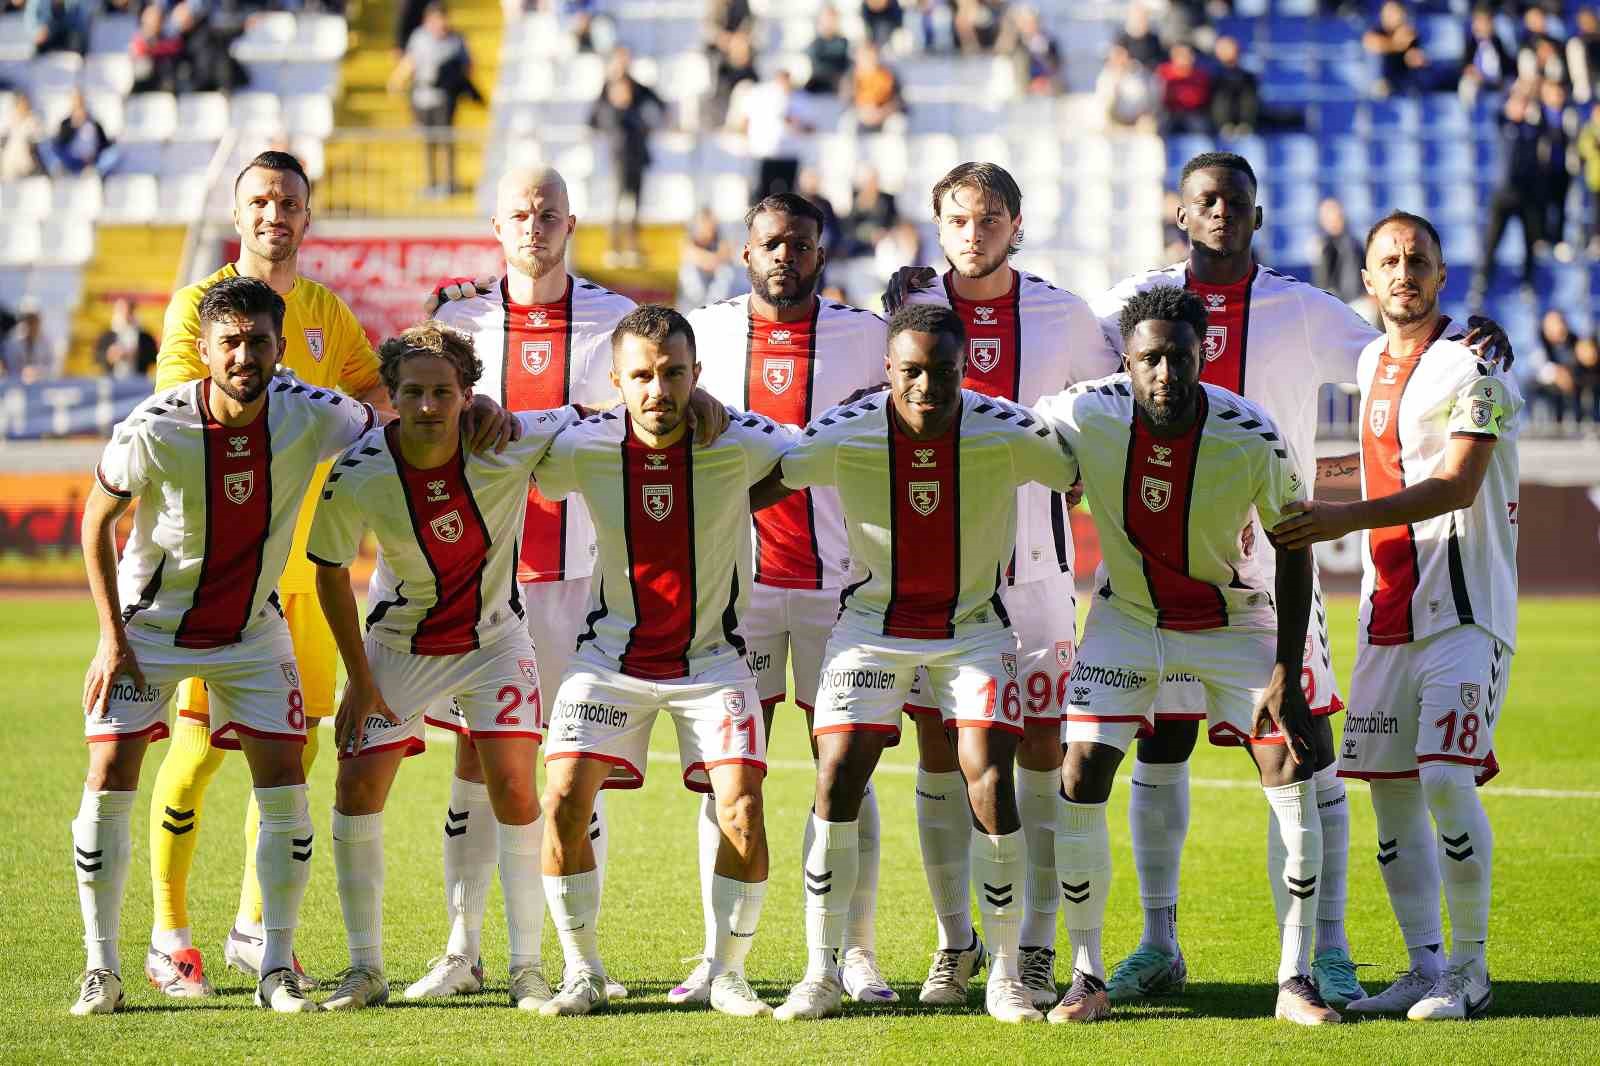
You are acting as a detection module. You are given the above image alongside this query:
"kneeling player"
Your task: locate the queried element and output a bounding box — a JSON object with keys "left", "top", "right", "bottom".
{"left": 72, "top": 277, "right": 376, "bottom": 1014}
{"left": 1272, "top": 212, "right": 1520, "bottom": 1021}
{"left": 306, "top": 323, "right": 580, "bottom": 1011}
{"left": 536, "top": 307, "right": 791, "bottom": 1018}
{"left": 1034, "top": 286, "right": 1336, "bottom": 1025}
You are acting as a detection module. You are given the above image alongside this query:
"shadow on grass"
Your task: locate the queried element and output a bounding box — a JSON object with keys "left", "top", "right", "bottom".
{"left": 1121, "top": 981, "right": 1600, "bottom": 1022}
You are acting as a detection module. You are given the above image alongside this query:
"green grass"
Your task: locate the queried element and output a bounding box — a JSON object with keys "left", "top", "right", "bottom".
{"left": 2, "top": 596, "right": 1598, "bottom": 1064}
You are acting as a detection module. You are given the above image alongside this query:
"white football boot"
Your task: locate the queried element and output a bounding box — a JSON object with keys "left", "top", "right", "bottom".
{"left": 1344, "top": 966, "right": 1440, "bottom": 1017}
{"left": 918, "top": 935, "right": 986, "bottom": 1006}
{"left": 403, "top": 954, "right": 484, "bottom": 1000}
{"left": 321, "top": 966, "right": 389, "bottom": 1011}
{"left": 256, "top": 967, "right": 320, "bottom": 1012}
{"left": 70, "top": 969, "right": 124, "bottom": 1016}
{"left": 710, "top": 971, "right": 773, "bottom": 1018}
{"left": 668, "top": 958, "right": 713, "bottom": 1005}
{"left": 509, "top": 965, "right": 553, "bottom": 1011}
{"left": 985, "top": 975, "right": 1045, "bottom": 1023}
{"left": 1407, "top": 963, "right": 1492, "bottom": 1021}
{"left": 841, "top": 947, "right": 898, "bottom": 1004}
{"left": 773, "top": 971, "right": 844, "bottom": 1021}
{"left": 540, "top": 967, "right": 608, "bottom": 1017}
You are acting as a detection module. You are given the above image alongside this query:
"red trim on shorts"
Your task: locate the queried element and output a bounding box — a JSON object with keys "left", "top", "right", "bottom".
{"left": 760, "top": 694, "right": 785, "bottom": 710}
{"left": 467, "top": 729, "right": 543, "bottom": 742}
{"left": 544, "top": 750, "right": 645, "bottom": 790}
{"left": 1022, "top": 713, "right": 1065, "bottom": 726}
{"left": 1337, "top": 768, "right": 1420, "bottom": 780}
{"left": 952, "top": 718, "right": 1025, "bottom": 737}
{"left": 178, "top": 708, "right": 210, "bottom": 723}
{"left": 85, "top": 721, "right": 171, "bottom": 744}
{"left": 1313, "top": 692, "right": 1345, "bottom": 718}
{"left": 813, "top": 722, "right": 901, "bottom": 738}
{"left": 339, "top": 736, "right": 426, "bottom": 761}
{"left": 795, "top": 698, "right": 814, "bottom": 714}
{"left": 423, "top": 712, "right": 465, "bottom": 733}
{"left": 1207, "top": 721, "right": 1286, "bottom": 747}
{"left": 1417, "top": 752, "right": 1485, "bottom": 767}
{"left": 209, "top": 722, "right": 307, "bottom": 751}
{"left": 1152, "top": 710, "right": 1207, "bottom": 721}
{"left": 681, "top": 757, "right": 768, "bottom": 794}
{"left": 902, "top": 703, "right": 939, "bottom": 717}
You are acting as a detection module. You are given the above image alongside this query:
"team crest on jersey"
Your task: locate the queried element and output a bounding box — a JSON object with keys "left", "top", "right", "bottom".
{"left": 1055, "top": 641, "right": 1072, "bottom": 667}
{"left": 521, "top": 340, "right": 552, "bottom": 375}
{"left": 1001, "top": 652, "right": 1018, "bottom": 680}
{"left": 305, "top": 328, "right": 324, "bottom": 362}
{"left": 223, "top": 471, "right": 254, "bottom": 504}
{"left": 280, "top": 663, "right": 300, "bottom": 686}
{"left": 1202, "top": 325, "right": 1227, "bottom": 363}
{"left": 769, "top": 329, "right": 793, "bottom": 344}
{"left": 431, "top": 510, "right": 464, "bottom": 543}
{"left": 426, "top": 479, "right": 449, "bottom": 503}
{"left": 724, "top": 690, "right": 747, "bottom": 716}
{"left": 1369, "top": 399, "right": 1391, "bottom": 437}
{"left": 913, "top": 448, "right": 936, "bottom": 469}
{"left": 527, "top": 309, "right": 548, "bottom": 327}
{"left": 1470, "top": 398, "right": 1493, "bottom": 429}
{"left": 227, "top": 435, "right": 251, "bottom": 458}
{"left": 763, "top": 358, "right": 794, "bottom": 395}
{"left": 518, "top": 658, "right": 539, "bottom": 685}
{"left": 643, "top": 484, "right": 673, "bottom": 521}
{"left": 1149, "top": 444, "right": 1173, "bottom": 467}
{"left": 1140, "top": 476, "right": 1172, "bottom": 512}
{"left": 970, "top": 337, "right": 1001, "bottom": 373}
{"left": 1460, "top": 683, "right": 1481, "bottom": 711}
{"left": 974, "top": 305, "right": 996, "bottom": 324}
{"left": 908, "top": 480, "right": 940, "bottom": 516}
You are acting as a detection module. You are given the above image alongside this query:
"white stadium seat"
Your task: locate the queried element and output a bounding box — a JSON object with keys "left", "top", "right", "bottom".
{"left": 291, "top": 135, "right": 325, "bottom": 181}
{"left": 0, "top": 13, "right": 33, "bottom": 62}
{"left": 284, "top": 93, "right": 334, "bottom": 139}
{"left": 28, "top": 264, "right": 83, "bottom": 309}
{"left": 28, "top": 50, "right": 81, "bottom": 93}
{"left": 231, "top": 11, "right": 297, "bottom": 62}
{"left": 85, "top": 91, "right": 124, "bottom": 138}
{"left": 154, "top": 171, "right": 209, "bottom": 223}
{"left": 230, "top": 91, "right": 283, "bottom": 132}
{"left": 1, "top": 176, "right": 53, "bottom": 219}
{"left": 295, "top": 14, "right": 349, "bottom": 61}
{"left": 51, "top": 174, "right": 103, "bottom": 219}
{"left": 0, "top": 219, "right": 43, "bottom": 265}
{"left": 38, "top": 217, "right": 95, "bottom": 265}
{"left": 83, "top": 53, "right": 134, "bottom": 95}
{"left": 88, "top": 13, "right": 137, "bottom": 55}
{"left": 122, "top": 92, "right": 179, "bottom": 141}
{"left": 176, "top": 92, "right": 230, "bottom": 141}
{"left": 101, "top": 173, "right": 159, "bottom": 223}
{"left": 0, "top": 266, "right": 28, "bottom": 305}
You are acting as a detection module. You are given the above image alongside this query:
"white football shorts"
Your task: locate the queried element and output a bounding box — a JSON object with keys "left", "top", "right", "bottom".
{"left": 742, "top": 582, "right": 840, "bottom": 714}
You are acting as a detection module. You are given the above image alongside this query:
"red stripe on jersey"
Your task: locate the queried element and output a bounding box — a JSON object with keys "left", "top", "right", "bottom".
{"left": 1123, "top": 389, "right": 1227, "bottom": 631}
{"left": 619, "top": 425, "right": 695, "bottom": 680}
{"left": 175, "top": 382, "right": 272, "bottom": 649}
{"left": 945, "top": 270, "right": 1022, "bottom": 400}
{"left": 885, "top": 413, "right": 960, "bottom": 639}
{"left": 744, "top": 300, "right": 823, "bottom": 589}
{"left": 1361, "top": 318, "right": 1449, "bottom": 645}
{"left": 501, "top": 276, "right": 574, "bottom": 584}
{"left": 1186, "top": 265, "right": 1255, "bottom": 394}
{"left": 389, "top": 423, "right": 494, "bottom": 655}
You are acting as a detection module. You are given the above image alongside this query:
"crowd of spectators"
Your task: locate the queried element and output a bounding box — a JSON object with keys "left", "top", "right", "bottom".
{"left": 1094, "top": 3, "right": 1262, "bottom": 136}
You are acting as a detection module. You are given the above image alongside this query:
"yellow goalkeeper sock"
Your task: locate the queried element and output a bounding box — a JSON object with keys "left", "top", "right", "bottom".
{"left": 236, "top": 721, "right": 320, "bottom": 929}
{"left": 150, "top": 716, "right": 227, "bottom": 935}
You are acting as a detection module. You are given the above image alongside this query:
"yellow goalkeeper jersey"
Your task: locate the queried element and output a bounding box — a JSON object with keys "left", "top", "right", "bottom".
{"left": 154, "top": 263, "right": 381, "bottom": 594}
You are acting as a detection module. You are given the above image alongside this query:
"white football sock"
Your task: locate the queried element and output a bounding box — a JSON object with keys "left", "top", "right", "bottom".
{"left": 1264, "top": 779, "right": 1321, "bottom": 983}
{"left": 73, "top": 788, "right": 134, "bottom": 974}
{"left": 710, "top": 875, "right": 766, "bottom": 977}
{"left": 544, "top": 868, "right": 603, "bottom": 976}
{"left": 332, "top": 809, "right": 384, "bottom": 970}
{"left": 254, "top": 784, "right": 313, "bottom": 977}
{"left": 845, "top": 782, "right": 881, "bottom": 954}
{"left": 1368, "top": 777, "right": 1444, "bottom": 974}
{"left": 1313, "top": 764, "right": 1351, "bottom": 956}
{"left": 499, "top": 816, "right": 545, "bottom": 971}
{"left": 151, "top": 926, "right": 191, "bottom": 953}
{"left": 1129, "top": 759, "right": 1188, "bottom": 955}
{"left": 443, "top": 776, "right": 494, "bottom": 960}
{"left": 915, "top": 769, "right": 972, "bottom": 950}
{"left": 971, "top": 829, "right": 1024, "bottom": 981}
{"left": 1014, "top": 767, "right": 1059, "bottom": 950}
{"left": 1421, "top": 763, "right": 1492, "bottom": 970}
{"left": 802, "top": 814, "right": 857, "bottom": 977}
{"left": 1056, "top": 797, "right": 1111, "bottom": 980}
{"left": 696, "top": 792, "right": 720, "bottom": 959}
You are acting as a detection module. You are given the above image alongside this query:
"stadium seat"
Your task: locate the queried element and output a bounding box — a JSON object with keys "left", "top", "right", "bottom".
{"left": 291, "top": 135, "right": 325, "bottom": 182}
{"left": 284, "top": 93, "right": 334, "bottom": 139}
{"left": 229, "top": 91, "right": 283, "bottom": 132}
{"left": 162, "top": 139, "right": 221, "bottom": 175}
{"left": 101, "top": 173, "right": 159, "bottom": 223}
{"left": 28, "top": 50, "right": 81, "bottom": 93}
{"left": 83, "top": 53, "right": 133, "bottom": 95}
{"left": 84, "top": 90, "right": 123, "bottom": 137}
{"left": 231, "top": 11, "right": 297, "bottom": 62}
{"left": 1266, "top": 134, "right": 1319, "bottom": 179}
{"left": 0, "top": 266, "right": 27, "bottom": 305}
{"left": 88, "top": 13, "right": 136, "bottom": 55}
{"left": 0, "top": 13, "right": 32, "bottom": 62}
{"left": 37, "top": 217, "right": 94, "bottom": 265}
{"left": 1423, "top": 137, "right": 1474, "bottom": 180}
{"left": 154, "top": 171, "right": 208, "bottom": 223}
{"left": 51, "top": 174, "right": 102, "bottom": 218}
{"left": 26, "top": 264, "right": 82, "bottom": 309}
{"left": 176, "top": 92, "right": 230, "bottom": 141}
{"left": 1421, "top": 93, "right": 1470, "bottom": 137}
{"left": 1373, "top": 139, "right": 1423, "bottom": 179}
{"left": 122, "top": 91, "right": 179, "bottom": 141}
{"left": 295, "top": 14, "right": 349, "bottom": 62}
{"left": 710, "top": 172, "right": 751, "bottom": 223}
{"left": 1, "top": 176, "right": 52, "bottom": 219}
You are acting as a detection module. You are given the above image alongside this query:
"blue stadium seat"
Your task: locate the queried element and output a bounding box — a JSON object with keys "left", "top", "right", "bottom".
{"left": 1425, "top": 181, "right": 1477, "bottom": 222}
{"left": 1373, "top": 139, "right": 1424, "bottom": 179}
{"left": 1322, "top": 136, "right": 1370, "bottom": 180}
{"left": 1367, "top": 97, "right": 1421, "bottom": 133}
{"left": 1309, "top": 98, "right": 1360, "bottom": 135}
{"left": 1267, "top": 134, "right": 1319, "bottom": 179}
{"left": 1374, "top": 180, "right": 1428, "bottom": 215}
{"left": 1423, "top": 138, "right": 1475, "bottom": 180}
{"left": 1421, "top": 93, "right": 1470, "bottom": 136}
{"left": 1265, "top": 179, "right": 1319, "bottom": 226}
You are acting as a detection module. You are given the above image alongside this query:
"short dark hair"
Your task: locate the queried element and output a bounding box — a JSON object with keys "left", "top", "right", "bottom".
{"left": 1118, "top": 285, "right": 1210, "bottom": 344}
{"left": 888, "top": 303, "right": 965, "bottom": 351}
{"left": 611, "top": 304, "right": 697, "bottom": 360}
{"left": 198, "top": 275, "right": 285, "bottom": 334}
{"left": 744, "top": 192, "right": 827, "bottom": 235}
{"left": 234, "top": 150, "right": 312, "bottom": 198}
{"left": 1178, "top": 151, "right": 1258, "bottom": 194}
{"left": 378, "top": 320, "right": 483, "bottom": 394}
{"left": 1363, "top": 209, "right": 1445, "bottom": 263}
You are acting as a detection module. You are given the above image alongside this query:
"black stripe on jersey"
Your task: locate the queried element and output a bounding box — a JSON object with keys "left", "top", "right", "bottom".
{"left": 1177, "top": 392, "right": 1225, "bottom": 626}
{"left": 721, "top": 569, "right": 746, "bottom": 656}
{"left": 498, "top": 279, "right": 512, "bottom": 409}
{"left": 619, "top": 436, "right": 641, "bottom": 666}
{"left": 838, "top": 569, "right": 870, "bottom": 619}
{"left": 1050, "top": 491, "right": 1070, "bottom": 572}
{"left": 120, "top": 554, "right": 165, "bottom": 624}
{"left": 990, "top": 562, "right": 1011, "bottom": 628}
{"left": 1446, "top": 513, "right": 1475, "bottom": 625}
{"left": 576, "top": 576, "right": 608, "bottom": 652}
{"left": 1008, "top": 274, "right": 1023, "bottom": 400}
{"left": 557, "top": 285, "right": 574, "bottom": 581}
{"left": 410, "top": 448, "right": 493, "bottom": 654}
{"left": 1234, "top": 265, "right": 1257, "bottom": 395}
{"left": 509, "top": 536, "right": 526, "bottom": 620}
{"left": 683, "top": 442, "right": 699, "bottom": 675}
{"left": 800, "top": 301, "right": 824, "bottom": 586}
{"left": 365, "top": 580, "right": 408, "bottom": 629}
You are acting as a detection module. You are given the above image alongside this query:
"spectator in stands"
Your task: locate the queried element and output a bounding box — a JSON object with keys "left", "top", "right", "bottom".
{"left": 0, "top": 300, "right": 61, "bottom": 383}
{"left": 1474, "top": 83, "right": 1546, "bottom": 305}
{"left": 130, "top": 2, "right": 183, "bottom": 94}
{"left": 1528, "top": 308, "right": 1581, "bottom": 424}
{"left": 590, "top": 46, "right": 667, "bottom": 269}
{"left": 1568, "top": 7, "right": 1600, "bottom": 104}
{"left": 1575, "top": 101, "right": 1600, "bottom": 254}
{"left": 1517, "top": 8, "right": 1567, "bottom": 88}
{"left": 678, "top": 206, "right": 739, "bottom": 307}
{"left": 1156, "top": 41, "right": 1212, "bottom": 134}
{"left": 805, "top": 6, "right": 853, "bottom": 95}
{"left": 1095, "top": 41, "right": 1158, "bottom": 130}
{"left": 711, "top": 28, "right": 757, "bottom": 129}
{"left": 796, "top": 166, "right": 845, "bottom": 253}
{"left": 861, "top": 0, "right": 903, "bottom": 48}
{"left": 172, "top": 1, "right": 250, "bottom": 94}
{"left": 1458, "top": 5, "right": 1513, "bottom": 107}
{"left": 705, "top": 0, "right": 753, "bottom": 55}
{"left": 1363, "top": 1, "right": 1428, "bottom": 97}
{"left": 998, "top": 5, "right": 1061, "bottom": 96}
{"left": 1209, "top": 34, "right": 1259, "bottom": 136}
{"left": 23, "top": 0, "right": 89, "bottom": 55}
{"left": 847, "top": 41, "right": 906, "bottom": 133}
{"left": 395, "top": 0, "right": 428, "bottom": 56}
{"left": 873, "top": 218, "right": 923, "bottom": 285}
{"left": 843, "top": 164, "right": 897, "bottom": 257}
{"left": 0, "top": 93, "right": 42, "bottom": 181}
{"left": 820, "top": 283, "right": 850, "bottom": 304}
{"left": 1574, "top": 333, "right": 1600, "bottom": 426}
{"left": 38, "top": 90, "right": 117, "bottom": 177}
{"left": 94, "top": 298, "right": 158, "bottom": 380}
{"left": 727, "top": 67, "right": 819, "bottom": 201}
{"left": 391, "top": 2, "right": 480, "bottom": 198}
{"left": 1117, "top": 2, "right": 1164, "bottom": 69}
{"left": 953, "top": 0, "right": 1004, "bottom": 55}
{"left": 1312, "top": 197, "right": 1376, "bottom": 322}
{"left": 1539, "top": 77, "right": 1581, "bottom": 260}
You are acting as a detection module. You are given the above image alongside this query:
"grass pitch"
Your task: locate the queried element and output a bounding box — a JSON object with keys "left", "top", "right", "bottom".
{"left": 1, "top": 595, "right": 1597, "bottom": 1065}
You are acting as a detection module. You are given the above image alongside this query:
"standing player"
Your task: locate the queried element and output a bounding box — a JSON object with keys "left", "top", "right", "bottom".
{"left": 72, "top": 277, "right": 376, "bottom": 1014}
{"left": 1272, "top": 212, "right": 1520, "bottom": 1021}
{"left": 681, "top": 192, "right": 894, "bottom": 1006}
{"left": 305, "top": 323, "right": 581, "bottom": 1012}
{"left": 536, "top": 307, "right": 790, "bottom": 1018}
{"left": 763, "top": 305, "right": 1081, "bottom": 1024}
{"left": 898, "top": 162, "right": 1115, "bottom": 1010}
{"left": 1036, "top": 286, "right": 1333, "bottom": 1026}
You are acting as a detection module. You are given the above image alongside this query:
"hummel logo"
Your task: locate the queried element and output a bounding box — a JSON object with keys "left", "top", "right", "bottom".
{"left": 645, "top": 452, "right": 668, "bottom": 471}
{"left": 770, "top": 329, "right": 792, "bottom": 344}
{"left": 75, "top": 846, "right": 103, "bottom": 874}
{"left": 227, "top": 435, "right": 251, "bottom": 458}
{"left": 1061, "top": 879, "right": 1090, "bottom": 905}
{"left": 444, "top": 808, "right": 469, "bottom": 838}
{"left": 1442, "top": 832, "right": 1475, "bottom": 862}
{"left": 974, "top": 306, "right": 996, "bottom": 324}
{"left": 913, "top": 447, "right": 936, "bottom": 468}
{"left": 1148, "top": 444, "right": 1173, "bottom": 468}
{"left": 1286, "top": 874, "right": 1317, "bottom": 899}
{"left": 161, "top": 805, "right": 196, "bottom": 835}
{"left": 1204, "top": 293, "right": 1225, "bottom": 309}
{"left": 527, "top": 310, "right": 548, "bottom": 327}
{"left": 804, "top": 869, "right": 833, "bottom": 896}
{"left": 983, "top": 881, "right": 1014, "bottom": 908}
{"left": 291, "top": 834, "right": 314, "bottom": 862}
{"left": 427, "top": 479, "right": 449, "bottom": 503}
{"left": 1377, "top": 838, "right": 1398, "bottom": 866}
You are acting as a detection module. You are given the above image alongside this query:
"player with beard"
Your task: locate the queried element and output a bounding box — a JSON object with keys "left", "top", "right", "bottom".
{"left": 142, "top": 152, "right": 517, "bottom": 999}
{"left": 676, "top": 193, "right": 894, "bottom": 1006}
{"left": 1033, "top": 285, "right": 1333, "bottom": 1025}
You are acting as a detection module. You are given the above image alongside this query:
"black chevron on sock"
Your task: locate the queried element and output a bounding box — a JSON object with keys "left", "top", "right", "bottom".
{"left": 444, "top": 808, "right": 468, "bottom": 837}
{"left": 1061, "top": 879, "right": 1090, "bottom": 904}
{"left": 1287, "top": 874, "right": 1317, "bottom": 899}
{"left": 804, "top": 868, "right": 832, "bottom": 895}
{"left": 291, "top": 833, "right": 314, "bottom": 862}
{"left": 982, "top": 881, "right": 1014, "bottom": 907}
{"left": 1377, "top": 837, "right": 1399, "bottom": 865}
{"left": 1441, "top": 832, "right": 1471, "bottom": 847}
{"left": 164, "top": 806, "right": 195, "bottom": 820}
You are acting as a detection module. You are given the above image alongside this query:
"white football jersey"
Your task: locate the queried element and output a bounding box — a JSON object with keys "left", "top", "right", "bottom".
{"left": 307, "top": 408, "right": 581, "bottom": 656}
{"left": 94, "top": 371, "right": 375, "bottom": 648}
{"left": 435, "top": 274, "right": 635, "bottom": 584}
{"left": 1356, "top": 318, "right": 1520, "bottom": 650}
{"left": 1034, "top": 377, "right": 1306, "bottom": 632}
{"left": 534, "top": 408, "right": 794, "bottom": 680}
{"left": 690, "top": 294, "right": 888, "bottom": 590}
{"left": 779, "top": 390, "right": 1076, "bottom": 639}
{"left": 906, "top": 267, "right": 1119, "bottom": 585}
